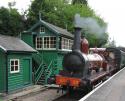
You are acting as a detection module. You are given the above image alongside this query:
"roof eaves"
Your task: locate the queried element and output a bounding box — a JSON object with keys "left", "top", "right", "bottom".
{"left": 7, "top": 50, "right": 37, "bottom": 53}
{"left": 0, "top": 45, "right": 7, "bottom": 52}
{"left": 27, "top": 20, "right": 66, "bottom": 36}
{"left": 40, "top": 20, "right": 60, "bottom": 35}
{"left": 28, "top": 21, "right": 41, "bottom": 32}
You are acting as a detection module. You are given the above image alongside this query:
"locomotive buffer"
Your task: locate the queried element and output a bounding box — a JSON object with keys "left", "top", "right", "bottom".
{"left": 79, "top": 67, "right": 125, "bottom": 101}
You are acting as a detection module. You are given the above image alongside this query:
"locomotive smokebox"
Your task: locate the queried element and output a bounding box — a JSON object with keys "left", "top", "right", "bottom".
{"left": 63, "top": 51, "right": 85, "bottom": 72}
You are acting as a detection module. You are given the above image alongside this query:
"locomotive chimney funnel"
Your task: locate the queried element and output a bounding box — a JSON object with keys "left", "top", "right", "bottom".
{"left": 73, "top": 14, "right": 82, "bottom": 51}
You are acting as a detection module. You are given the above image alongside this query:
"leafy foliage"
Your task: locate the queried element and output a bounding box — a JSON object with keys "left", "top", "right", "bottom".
{"left": 28, "top": 0, "right": 95, "bottom": 31}
{"left": 27, "top": 0, "right": 108, "bottom": 47}
{"left": 72, "top": 0, "right": 88, "bottom": 5}
{"left": 85, "top": 32, "right": 108, "bottom": 47}
{"left": 0, "top": 7, "right": 24, "bottom": 36}
{"left": 0, "top": 0, "right": 108, "bottom": 47}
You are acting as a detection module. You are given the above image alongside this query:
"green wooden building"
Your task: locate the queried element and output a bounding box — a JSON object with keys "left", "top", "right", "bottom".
{"left": 21, "top": 19, "right": 74, "bottom": 84}
{"left": 0, "top": 35, "right": 36, "bottom": 93}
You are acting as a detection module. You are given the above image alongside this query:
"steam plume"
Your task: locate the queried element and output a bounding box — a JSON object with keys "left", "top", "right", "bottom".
{"left": 74, "top": 14, "right": 107, "bottom": 38}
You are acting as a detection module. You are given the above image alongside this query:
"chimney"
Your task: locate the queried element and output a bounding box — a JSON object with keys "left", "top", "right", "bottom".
{"left": 73, "top": 14, "right": 82, "bottom": 51}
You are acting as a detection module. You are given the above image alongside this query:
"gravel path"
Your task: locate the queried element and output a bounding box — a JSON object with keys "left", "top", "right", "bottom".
{"left": 17, "top": 89, "right": 64, "bottom": 101}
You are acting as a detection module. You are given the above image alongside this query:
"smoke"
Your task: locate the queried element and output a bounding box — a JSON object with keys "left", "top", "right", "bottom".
{"left": 74, "top": 14, "right": 107, "bottom": 38}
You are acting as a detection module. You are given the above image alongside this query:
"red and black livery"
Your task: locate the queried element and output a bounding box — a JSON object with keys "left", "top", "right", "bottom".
{"left": 55, "top": 14, "right": 125, "bottom": 92}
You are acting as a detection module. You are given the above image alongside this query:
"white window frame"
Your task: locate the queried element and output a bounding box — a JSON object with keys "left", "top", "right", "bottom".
{"left": 61, "top": 37, "right": 68, "bottom": 50}
{"left": 36, "top": 37, "right": 43, "bottom": 50}
{"left": 69, "top": 39, "right": 73, "bottom": 50}
{"left": 43, "top": 36, "right": 56, "bottom": 50}
{"left": 36, "top": 36, "right": 56, "bottom": 50}
{"left": 10, "top": 59, "right": 20, "bottom": 73}
{"left": 40, "top": 26, "right": 45, "bottom": 33}
{"left": 61, "top": 37, "right": 73, "bottom": 51}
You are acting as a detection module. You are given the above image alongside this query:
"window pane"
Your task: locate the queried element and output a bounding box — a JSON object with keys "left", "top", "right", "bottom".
{"left": 11, "top": 61, "right": 14, "bottom": 65}
{"left": 41, "top": 27, "right": 45, "bottom": 32}
{"left": 11, "top": 66, "right": 14, "bottom": 71}
{"left": 37, "top": 45, "right": 39, "bottom": 48}
{"left": 15, "top": 60, "right": 18, "bottom": 65}
{"left": 43, "top": 36, "right": 56, "bottom": 49}
{"left": 10, "top": 59, "right": 19, "bottom": 73}
{"left": 50, "top": 37, "right": 56, "bottom": 48}
{"left": 36, "top": 37, "right": 43, "bottom": 49}
{"left": 61, "top": 37, "right": 73, "bottom": 50}
{"left": 15, "top": 66, "right": 18, "bottom": 71}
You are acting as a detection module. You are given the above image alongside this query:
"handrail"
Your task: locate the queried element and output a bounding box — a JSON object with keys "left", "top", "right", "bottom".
{"left": 33, "top": 52, "right": 47, "bottom": 84}
{"left": 44, "top": 60, "right": 54, "bottom": 84}
{"left": 45, "top": 60, "right": 54, "bottom": 75}
{"left": 33, "top": 52, "right": 46, "bottom": 76}
{"left": 35, "top": 62, "right": 43, "bottom": 75}
{"left": 45, "top": 59, "right": 62, "bottom": 84}
{"left": 35, "top": 63, "right": 45, "bottom": 84}
{"left": 34, "top": 52, "right": 63, "bottom": 84}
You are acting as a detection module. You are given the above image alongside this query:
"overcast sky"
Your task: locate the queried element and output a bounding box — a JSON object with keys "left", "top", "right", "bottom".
{"left": 88, "top": 0, "right": 125, "bottom": 46}
{"left": 0, "top": 0, "right": 125, "bottom": 46}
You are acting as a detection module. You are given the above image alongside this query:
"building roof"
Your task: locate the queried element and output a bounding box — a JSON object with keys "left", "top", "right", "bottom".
{"left": 27, "top": 20, "right": 74, "bottom": 38}
{"left": 0, "top": 35, "right": 36, "bottom": 53}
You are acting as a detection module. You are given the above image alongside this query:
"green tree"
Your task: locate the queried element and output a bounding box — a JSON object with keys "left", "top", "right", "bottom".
{"left": 28, "top": 0, "right": 94, "bottom": 30}
{"left": 72, "top": 0, "right": 88, "bottom": 5}
{"left": 27, "top": 0, "right": 108, "bottom": 47}
{"left": 104, "top": 38, "right": 116, "bottom": 47}
{"left": 27, "top": 0, "right": 66, "bottom": 27}
{"left": 0, "top": 7, "right": 24, "bottom": 36}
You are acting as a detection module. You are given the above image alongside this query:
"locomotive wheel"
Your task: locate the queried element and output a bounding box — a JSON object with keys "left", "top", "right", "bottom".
{"left": 84, "top": 80, "right": 93, "bottom": 93}
{"left": 102, "top": 76, "right": 107, "bottom": 82}
{"left": 66, "top": 86, "right": 74, "bottom": 94}
{"left": 62, "top": 85, "right": 67, "bottom": 90}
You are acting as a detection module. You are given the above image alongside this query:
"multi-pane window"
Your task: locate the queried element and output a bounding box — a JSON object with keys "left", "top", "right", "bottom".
{"left": 50, "top": 37, "right": 56, "bottom": 48}
{"left": 69, "top": 39, "right": 73, "bottom": 50}
{"left": 61, "top": 37, "right": 73, "bottom": 50}
{"left": 36, "top": 37, "right": 42, "bottom": 49}
{"left": 36, "top": 36, "right": 56, "bottom": 50}
{"left": 62, "top": 38, "right": 68, "bottom": 49}
{"left": 40, "top": 26, "right": 45, "bottom": 32}
{"left": 44, "top": 37, "right": 49, "bottom": 48}
{"left": 10, "top": 59, "right": 20, "bottom": 73}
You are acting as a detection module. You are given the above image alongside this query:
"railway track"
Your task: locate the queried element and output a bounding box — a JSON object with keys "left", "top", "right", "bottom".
{"left": 53, "top": 90, "right": 86, "bottom": 101}
{"left": 5, "top": 76, "right": 112, "bottom": 101}
{"left": 53, "top": 82, "right": 105, "bottom": 101}
{"left": 53, "top": 71, "right": 118, "bottom": 101}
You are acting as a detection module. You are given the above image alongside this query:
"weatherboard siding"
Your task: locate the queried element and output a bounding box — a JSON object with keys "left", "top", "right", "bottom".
{"left": 21, "top": 20, "right": 73, "bottom": 79}
{"left": 7, "top": 54, "right": 32, "bottom": 92}
{"left": 21, "top": 33, "right": 34, "bottom": 48}
{"left": 0, "top": 51, "right": 6, "bottom": 93}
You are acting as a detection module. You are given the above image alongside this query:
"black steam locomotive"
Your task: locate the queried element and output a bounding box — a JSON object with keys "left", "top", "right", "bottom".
{"left": 55, "top": 14, "right": 125, "bottom": 92}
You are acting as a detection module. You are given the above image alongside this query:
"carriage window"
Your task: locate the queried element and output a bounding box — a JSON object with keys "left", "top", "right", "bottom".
{"left": 10, "top": 59, "right": 20, "bottom": 73}
{"left": 36, "top": 36, "right": 56, "bottom": 50}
